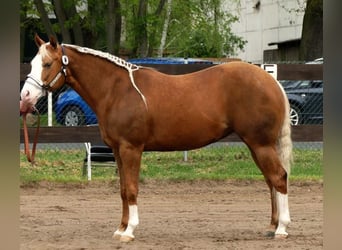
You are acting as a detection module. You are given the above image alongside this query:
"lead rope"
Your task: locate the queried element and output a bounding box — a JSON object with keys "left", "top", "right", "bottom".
{"left": 23, "top": 110, "right": 40, "bottom": 164}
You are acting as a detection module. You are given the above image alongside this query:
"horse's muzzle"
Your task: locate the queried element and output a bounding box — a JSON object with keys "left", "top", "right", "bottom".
{"left": 20, "top": 100, "right": 35, "bottom": 115}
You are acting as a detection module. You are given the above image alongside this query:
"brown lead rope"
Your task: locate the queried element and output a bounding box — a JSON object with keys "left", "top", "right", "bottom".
{"left": 22, "top": 111, "right": 40, "bottom": 164}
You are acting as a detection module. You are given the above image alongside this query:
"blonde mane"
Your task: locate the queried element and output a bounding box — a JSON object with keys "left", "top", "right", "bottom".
{"left": 63, "top": 44, "right": 139, "bottom": 71}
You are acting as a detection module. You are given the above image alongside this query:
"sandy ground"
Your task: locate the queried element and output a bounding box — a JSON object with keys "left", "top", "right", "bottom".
{"left": 20, "top": 180, "right": 323, "bottom": 249}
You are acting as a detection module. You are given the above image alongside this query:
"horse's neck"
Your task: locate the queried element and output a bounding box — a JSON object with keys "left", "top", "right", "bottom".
{"left": 65, "top": 50, "right": 128, "bottom": 112}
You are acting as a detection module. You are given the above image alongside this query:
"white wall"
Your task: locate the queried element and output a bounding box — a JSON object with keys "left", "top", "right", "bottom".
{"left": 224, "top": 0, "right": 306, "bottom": 63}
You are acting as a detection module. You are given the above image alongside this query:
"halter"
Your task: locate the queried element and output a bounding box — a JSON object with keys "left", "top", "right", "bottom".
{"left": 26, "top": 45, "right": 69, "bottom": 94}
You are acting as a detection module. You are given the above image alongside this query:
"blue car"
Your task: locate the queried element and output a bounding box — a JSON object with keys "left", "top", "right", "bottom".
{"left": 55, "top": 88, "right": 97, "bottom": 126}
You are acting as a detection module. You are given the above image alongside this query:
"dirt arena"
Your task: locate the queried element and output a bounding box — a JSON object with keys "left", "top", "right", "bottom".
{"left": 20, "top": 180, "right": 322, "bottom": 249}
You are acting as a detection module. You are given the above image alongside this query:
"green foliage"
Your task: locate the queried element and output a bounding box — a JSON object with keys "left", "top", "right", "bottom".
{"left": 122, "top": 0, "right": 246, "bottom": 57}
{"left": 167, "top": 0, "right": 246, "bottom": 57}
{"left": 21, "top": 0, "right": 246, "bottom": 58}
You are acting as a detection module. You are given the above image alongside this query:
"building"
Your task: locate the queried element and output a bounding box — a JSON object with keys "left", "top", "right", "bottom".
{"left": 224, "top": 0, "right": 306, "bottom": 63}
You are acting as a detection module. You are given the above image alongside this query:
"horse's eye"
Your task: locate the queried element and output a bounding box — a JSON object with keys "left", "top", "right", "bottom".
{"left": 43, "top": 62, "right": 52, "bottom": 68}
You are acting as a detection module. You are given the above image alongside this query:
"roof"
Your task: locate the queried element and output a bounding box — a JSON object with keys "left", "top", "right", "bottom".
{"left": 268, "top": 38, "right": 301, "bottom": 46}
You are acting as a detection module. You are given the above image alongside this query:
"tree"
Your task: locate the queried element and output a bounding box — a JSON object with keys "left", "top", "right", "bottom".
{"left": 62, "top": 0, "right": 84, "bottom": 45}
{"left": 300, "top": 0, "right": 323, "bottom": 61}
{"left": 32, "top": 0, "right": 57, "bottom": 39}
{"left": 53, "top": 0, "right": 72, "bottom": 43}
{"left": 164, "top": 0, "right": 246, "bottom": 57}
{"left": 106, "top": 0, "right": 122, "bottom": 54}
{"left": 120, "top": 0, "right": 168, "bottom": 57}
{"left": 158, "top": 0, "right": 172, "bottom": 57}
{"left": 133, "top": 0, "right": 148, "bottom": 57}
{"left": 148, "top": 0, "right": 168, "bottom": 56}
{"left": 21, "top": 0, "right": 246, "bottom": 59}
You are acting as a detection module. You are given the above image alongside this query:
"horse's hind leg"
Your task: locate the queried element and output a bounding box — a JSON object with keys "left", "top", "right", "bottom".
{"left": 266, "top": 180, "right": 278, "bottom": 235}
{"left": 250, "top": 150, "right": 278, "bottom": 235}
{"left": 249, "top": 145, "right": 291, "bottom": 238}
{"left": 274, "top": 189, "right": 290, "bottom": 238}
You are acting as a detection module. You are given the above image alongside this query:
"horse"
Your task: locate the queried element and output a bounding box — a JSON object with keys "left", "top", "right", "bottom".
{"left": 20, "top": 35, "right": 292, "bottom": 242}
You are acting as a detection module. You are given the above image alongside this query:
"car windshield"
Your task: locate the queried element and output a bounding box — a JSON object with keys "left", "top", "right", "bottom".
{"left": 281, "top": 80, "right": 322, "bottom": 89}
{"left": 280, "top": 80, "right": 302, "bottom": 88}
{"left": 295, "top": 80, "right": 323, "bottom": 89}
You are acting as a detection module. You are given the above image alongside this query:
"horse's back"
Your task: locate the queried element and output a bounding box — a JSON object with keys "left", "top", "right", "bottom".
{"left": 138, "top": 62, "right": 286, "bottom": 150}
{"left": 147, "top": 61, "right": 285, "bottom": 121}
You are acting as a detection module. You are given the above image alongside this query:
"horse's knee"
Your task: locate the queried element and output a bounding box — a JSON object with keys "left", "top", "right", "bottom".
{"left": 126, "top": 184, "right": 139, "bottom": 204}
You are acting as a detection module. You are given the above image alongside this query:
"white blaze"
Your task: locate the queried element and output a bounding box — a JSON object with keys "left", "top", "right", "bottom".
{"left": 20, "top": 53, "right": 45, "bottom": 109}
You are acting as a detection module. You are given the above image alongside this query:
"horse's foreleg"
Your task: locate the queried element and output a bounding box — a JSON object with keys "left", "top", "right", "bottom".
{"left": 114, "top": 144, "right": 142, "bottom": 242}
{"left": 120, "top": 204, "right": 139, "bottom": 242}
{"left": 112, "top": 148, "right": 129, "bottom": 239}
{"left": 113, "top": 165, "right": 130, "bottom": 239}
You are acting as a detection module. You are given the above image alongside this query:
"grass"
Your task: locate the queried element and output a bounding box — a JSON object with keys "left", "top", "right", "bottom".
{"left": 20, "top": 145, "right": 323, "bottom": 185}
{"left": 20, "top": 113, "right": 61, "bottom": 127}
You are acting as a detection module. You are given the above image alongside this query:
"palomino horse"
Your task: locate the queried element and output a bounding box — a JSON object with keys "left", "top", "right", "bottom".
{"left": 20, "top": 35, "right": 292, "bottom": 242}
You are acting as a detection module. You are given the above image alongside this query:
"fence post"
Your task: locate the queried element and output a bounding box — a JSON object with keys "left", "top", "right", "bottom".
{"left": 183, "top": 151, "right": 188, "bottom": 162}
{"left": 85, "top": 142, "right": 92, "bottom": 180}
{"left": 48, "top": 92, "right": 53, "bottom": 126}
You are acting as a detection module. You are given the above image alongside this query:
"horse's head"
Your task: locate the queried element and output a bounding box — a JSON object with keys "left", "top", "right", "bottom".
{"left": 20, "top": 34, "right": 68, "bottom": 114}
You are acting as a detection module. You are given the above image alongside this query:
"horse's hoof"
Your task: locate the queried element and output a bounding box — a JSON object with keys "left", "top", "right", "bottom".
{"left": 265, "top": 231, "right": 275, "bottom": 237}
{"left": 274, "top": 233, "right": 288, "bottom": 239}
{"left": 112, "top": 233, "right": 122, "bottom": 240}
{"left": 265, "top": 224, "right": 276, "bottom": 237}
{"left": 120, "top": 235, "right": 135, "bottom": 242}
{"left": 113, "top": 229, "right": 124, "bottom": 240}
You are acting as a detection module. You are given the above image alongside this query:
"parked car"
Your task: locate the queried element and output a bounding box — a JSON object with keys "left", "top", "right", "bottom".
{"left": 306, "top": 57, "right": 323, "bottom": 64}
{"left": 55, "top": 88, "right": 97, "bottom": 126}
{"left": 280, "top": 80, "right": 323, "bottom": 125}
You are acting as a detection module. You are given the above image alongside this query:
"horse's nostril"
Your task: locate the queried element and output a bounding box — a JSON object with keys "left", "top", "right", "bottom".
{"left": 26, "top": 90, "right": 30, "bottom": 96}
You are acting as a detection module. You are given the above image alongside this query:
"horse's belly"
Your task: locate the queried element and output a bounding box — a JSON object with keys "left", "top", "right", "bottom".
{"left": 144, "top": 119, "right": 230, "bottom": 151}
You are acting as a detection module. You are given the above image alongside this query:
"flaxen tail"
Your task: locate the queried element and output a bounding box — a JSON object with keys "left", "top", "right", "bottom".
{"left": 276, "top": 81, "right": 293, "bottom": 176}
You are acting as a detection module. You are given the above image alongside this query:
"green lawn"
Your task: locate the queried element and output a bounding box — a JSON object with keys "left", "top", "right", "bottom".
{"left": 20, "top": 145, "right": 322, "bottom": 184}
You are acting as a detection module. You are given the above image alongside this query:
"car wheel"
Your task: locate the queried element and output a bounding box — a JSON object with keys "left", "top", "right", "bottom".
{"left": 62, "top": 106, "right": 85, "bottom": 126}
{"left": 289, "top": 105, "right": 301, "bottom": 125}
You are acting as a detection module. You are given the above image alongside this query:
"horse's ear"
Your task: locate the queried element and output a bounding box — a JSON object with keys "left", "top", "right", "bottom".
{"left": 49, "top": 35, "right": 58, "bottom": 49}
{"left": 34, "top": 34, "right": 45, "bottom": 47}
